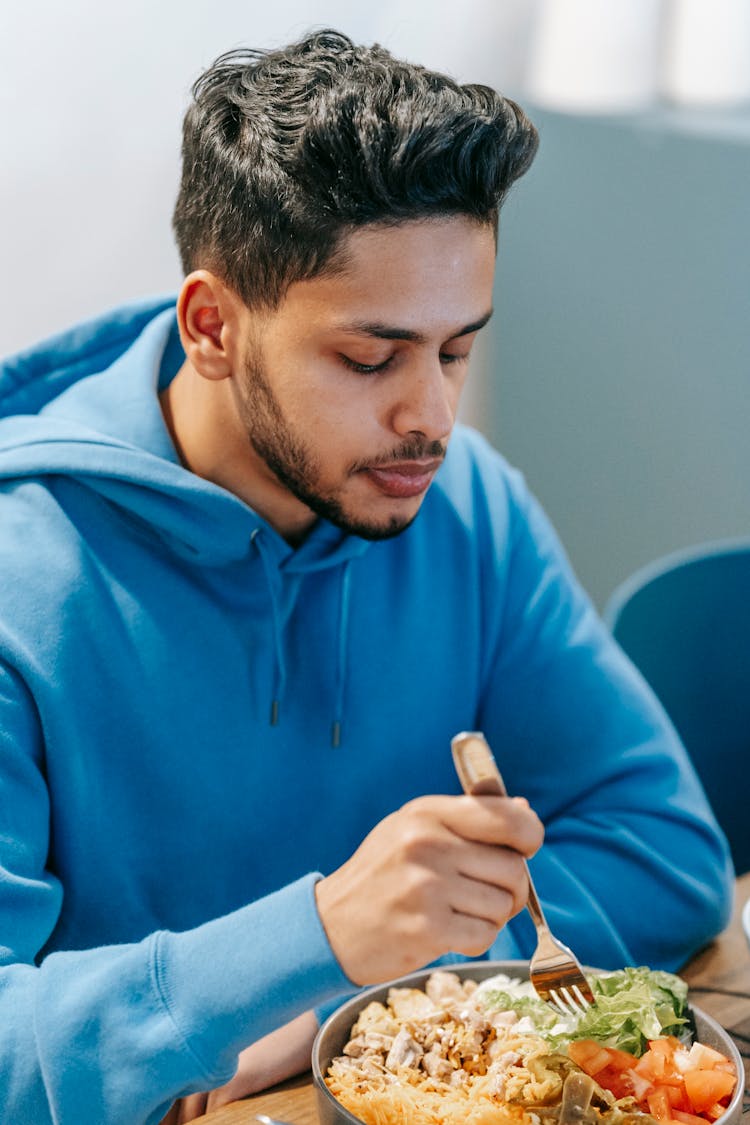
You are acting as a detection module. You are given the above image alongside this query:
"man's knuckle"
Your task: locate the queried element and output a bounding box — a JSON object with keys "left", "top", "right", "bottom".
{"left": 457, "top": 922, "right": 495, "bottom": 958}
{"left": 400, "top": 821, "right": 449, "bottom": 865}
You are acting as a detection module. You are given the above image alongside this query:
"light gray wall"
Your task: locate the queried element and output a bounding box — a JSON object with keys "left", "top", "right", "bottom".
{"left": 487, "top": 106, "right": 750, "bottom": 608}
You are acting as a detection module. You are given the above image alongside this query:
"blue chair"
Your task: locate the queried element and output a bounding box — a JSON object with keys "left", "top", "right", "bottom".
{"left": 604, "top": 539, "right": 750, "bottom": 875}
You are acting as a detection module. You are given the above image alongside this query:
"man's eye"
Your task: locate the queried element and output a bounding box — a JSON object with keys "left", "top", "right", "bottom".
{"left": 440, "top": 352, "right": 470, "bottom": 366}
{"left": 339, "top": 354, "right": 393, "bottom": 375}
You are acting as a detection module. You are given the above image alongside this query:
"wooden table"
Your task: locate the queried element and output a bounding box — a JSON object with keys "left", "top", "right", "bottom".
{"left": 195, "top": 872, "right": 750, "bottom": 1124}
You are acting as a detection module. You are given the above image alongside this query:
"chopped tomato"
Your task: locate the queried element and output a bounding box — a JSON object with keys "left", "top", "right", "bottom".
{"left": 714, "top": 1062, "right": 737, "bottom": 1076}
{"left": 687, "top": 1043, "right": 732, "bottom": 1070}
{"left": 636, "top": 1051, "right": 665, "bottom": 1081}
{"left": 683, "top": 1069, "right": 737, "bottom": 1113}
{"left": 594, "top": 1065, "right": 635, "bottom": 1100}
{"left": 636, "top": 1043, "right": 683, "bottom": 1086}
{"left": 568, "top": 1039, "right": 613, "bottom": 1076}
{"left": 647, "top": 1087, "right": 673, "bottom": 1121}
{"left": 606, "top": 1046, "right": 642, "bottom": 1072}
{"left": 648, "top": 1036, "right": 684, "bottom": 1055}
{"left": 628, "top": 1070, "right": 656, "bottom": 1101}
{"left": 672, "top": 1110, "right": 710, "bottom": 1125}
{"left": 566, "top": 1034, "right": 737, "bottom": 1123}
{"left": 656, "top": 1083, "right": 688, "bottom": 1111}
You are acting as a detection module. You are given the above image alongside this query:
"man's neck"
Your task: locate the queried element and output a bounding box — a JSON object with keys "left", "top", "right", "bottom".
{"left": 159, "top": 361, "right": 317, "bottom": 544}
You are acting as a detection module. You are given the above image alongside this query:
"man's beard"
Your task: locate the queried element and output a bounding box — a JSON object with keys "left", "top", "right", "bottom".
{"left": 236, "top": 348, "right": 443, "bottom": 541}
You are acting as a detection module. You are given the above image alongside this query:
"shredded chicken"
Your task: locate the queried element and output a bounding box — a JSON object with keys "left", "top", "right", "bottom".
{"left": 385, "top": 1028, "right": 424, "bottom": 1070}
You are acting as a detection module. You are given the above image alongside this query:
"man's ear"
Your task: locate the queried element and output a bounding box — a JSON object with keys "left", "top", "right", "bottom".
{"left": 176, "top": 271, "right": 242, "bottom": 381}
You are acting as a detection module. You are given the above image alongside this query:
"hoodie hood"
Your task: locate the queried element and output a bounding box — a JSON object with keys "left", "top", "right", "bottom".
{"left": 0, "top": 296, "right": 370, "bottom": 573}
{"left": 0, "top": 297, "right": 374, "bottom": 746}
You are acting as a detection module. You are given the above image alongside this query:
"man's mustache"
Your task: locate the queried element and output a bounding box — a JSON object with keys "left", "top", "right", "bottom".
{"left": 352, "top": 440, "right": 447, "bottom": 472}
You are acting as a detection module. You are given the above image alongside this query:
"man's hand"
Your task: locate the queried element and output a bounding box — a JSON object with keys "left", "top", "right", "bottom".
{"left": 159, "top": 1010, "right": 319, "bottom": 1124}
{"left": 161, "top": 792, "right": 543, "bottom": 1123}
{"left": 315, "top": 792, "right": 543, "bottom": 985}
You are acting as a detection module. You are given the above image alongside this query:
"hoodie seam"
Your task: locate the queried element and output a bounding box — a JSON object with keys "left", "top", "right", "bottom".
{"left": 149, "top": 932, "right": 235, "bottom": 1087}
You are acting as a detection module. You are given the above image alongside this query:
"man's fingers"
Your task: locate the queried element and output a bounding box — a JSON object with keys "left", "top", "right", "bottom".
{"left": 447, "top": 911, "right": 507, "bottom": 958}
{"left": 316, "top": 790, "right": 544, "bottom": 985}
{"left": 451, "top": 860, "right": 528, "bottom": 924}
{"left": 455, "top": 839, "right": 531, "bottom": 909}
{"left": 407, "top": 793, "right": 544, "bottom": 856}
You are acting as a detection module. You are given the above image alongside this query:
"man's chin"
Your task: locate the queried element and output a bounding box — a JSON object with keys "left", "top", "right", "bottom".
{"left": 299, "top": 485, "right": 425, "bottom": 541}
{"left": 322, "top": 498, "right": 424, "bottom": 541}
{"left": 344, "top": 513, "right": 419, "bottom": 541}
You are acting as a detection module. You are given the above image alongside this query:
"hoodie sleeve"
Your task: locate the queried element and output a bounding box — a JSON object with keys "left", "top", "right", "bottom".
{"left": 0, "top": 660, "right": 351, "bottom": 1125}
{"left": 478, "top": 467, "right": 733, "bottom": 973}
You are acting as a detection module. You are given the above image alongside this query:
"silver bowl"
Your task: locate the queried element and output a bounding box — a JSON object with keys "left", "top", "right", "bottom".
{"left": 313, "top": 961, "right": 744, "bottom": 1125}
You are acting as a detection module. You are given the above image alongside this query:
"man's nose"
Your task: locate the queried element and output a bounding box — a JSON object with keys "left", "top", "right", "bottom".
{"left": 389, "top": 358, "right": 456, "bottom": 441}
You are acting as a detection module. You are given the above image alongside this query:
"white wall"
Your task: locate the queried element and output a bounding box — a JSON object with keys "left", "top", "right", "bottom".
{"left": 0, "top": 0, "right": 536, "bottom": 354}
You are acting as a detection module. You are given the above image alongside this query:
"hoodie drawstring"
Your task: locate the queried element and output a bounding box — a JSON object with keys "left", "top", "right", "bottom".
{"left": 331, "top": 560, "right": 352, "bottom": 749}
{"left": 251, "top": 529, "right": 352, "bottom": 746}
{"left": 250, "top": 529, "right": 287, "bottom": 727}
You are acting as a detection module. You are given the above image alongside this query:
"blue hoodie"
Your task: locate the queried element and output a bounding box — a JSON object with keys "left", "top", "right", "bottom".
{"left": 0, "top": 298, "right": 733, "bottom": 1124}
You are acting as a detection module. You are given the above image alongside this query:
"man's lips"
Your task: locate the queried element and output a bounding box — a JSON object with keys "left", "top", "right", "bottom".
{"left": 362, "top": 459, "right": 443, "bottom": 499}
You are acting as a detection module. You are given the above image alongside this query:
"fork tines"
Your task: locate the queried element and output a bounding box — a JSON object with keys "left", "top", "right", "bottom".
{"left": 546, "top": 984, "right": 594, "bottom": 1018}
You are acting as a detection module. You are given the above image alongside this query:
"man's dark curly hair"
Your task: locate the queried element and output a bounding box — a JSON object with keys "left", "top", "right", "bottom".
{"left": 173, "top": 29, "right": 538, "bottom": 309}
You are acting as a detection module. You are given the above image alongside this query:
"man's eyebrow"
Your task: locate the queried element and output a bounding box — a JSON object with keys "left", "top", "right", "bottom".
{"left": 335, "top": 309, "right": 494, "bottom": 343}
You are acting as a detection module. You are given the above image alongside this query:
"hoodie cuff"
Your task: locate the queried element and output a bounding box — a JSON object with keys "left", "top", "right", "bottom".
{"left": 154, "top": 873, "right": 353, "bottom": 1081}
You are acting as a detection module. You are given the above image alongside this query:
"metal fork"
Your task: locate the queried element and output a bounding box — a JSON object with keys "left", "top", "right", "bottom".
{"left": 451, "top": 730, "right": 595, "bottom": 1018}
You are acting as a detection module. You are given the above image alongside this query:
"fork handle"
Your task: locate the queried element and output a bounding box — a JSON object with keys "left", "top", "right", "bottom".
{"left": 450, "top": 731, "right": 551, "bottom": 933}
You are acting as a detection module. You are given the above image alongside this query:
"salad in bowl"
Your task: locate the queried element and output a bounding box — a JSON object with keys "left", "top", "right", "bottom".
{"left": 313, "top": 963, "right": 743, "bottom": 1125}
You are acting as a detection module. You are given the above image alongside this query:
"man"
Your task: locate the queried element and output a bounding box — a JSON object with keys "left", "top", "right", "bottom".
{"left": 0, "top": 29, "right": 732, "bottom": 1125}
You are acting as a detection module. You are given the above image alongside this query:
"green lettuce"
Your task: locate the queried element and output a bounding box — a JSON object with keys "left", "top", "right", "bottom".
{"left": 561, "top": 966, "right": 689, "bottom": 1056}
{"left": 479, "top": 967, "right": 689, "bottom": 1057}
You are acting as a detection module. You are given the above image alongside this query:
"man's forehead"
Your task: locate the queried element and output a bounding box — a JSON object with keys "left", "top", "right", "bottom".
{"left": 275, "top": 215, "right": 497, "bottom": 334}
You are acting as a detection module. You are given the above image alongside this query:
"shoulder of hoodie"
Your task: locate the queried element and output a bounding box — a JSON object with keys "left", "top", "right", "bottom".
{"left": 0, "top": 296, "right": 176, "bottom": 579}
{"left": 0, "top": 294, "right": 176, "bottom": 417}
